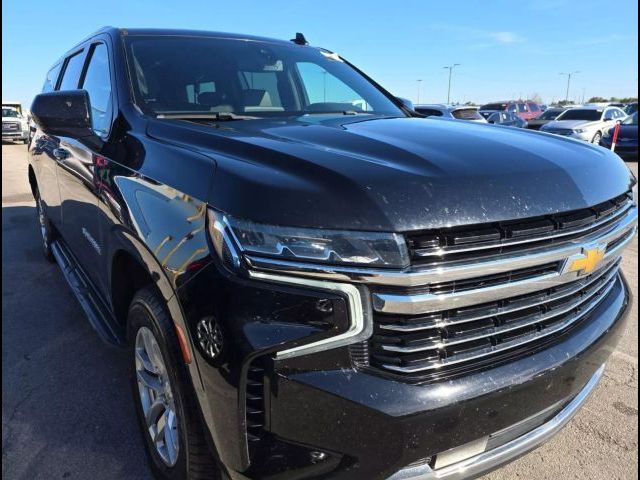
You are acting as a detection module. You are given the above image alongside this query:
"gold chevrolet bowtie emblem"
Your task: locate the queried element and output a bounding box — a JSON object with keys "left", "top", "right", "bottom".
{"left": 565, "top": 245, "right": 606, "bottom": 276}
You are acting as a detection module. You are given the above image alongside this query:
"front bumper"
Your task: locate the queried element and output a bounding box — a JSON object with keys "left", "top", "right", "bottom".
{"left": 2, "top": 131, "right": 28, "bottom": 140}
{"left": 260, "top": 273, "right": 631, "bottom": 480}
{"left": 388, "top": 364, "right": 604, "bottom": 480}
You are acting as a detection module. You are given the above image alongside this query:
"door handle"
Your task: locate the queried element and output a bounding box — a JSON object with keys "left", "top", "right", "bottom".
{"left": 53, "top": 148, "right": 70, "bottom": 160}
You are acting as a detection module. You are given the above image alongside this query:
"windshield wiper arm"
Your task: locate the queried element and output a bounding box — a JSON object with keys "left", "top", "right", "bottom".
{"left": 156, "top": 112, "right": 261, "bottom": 121}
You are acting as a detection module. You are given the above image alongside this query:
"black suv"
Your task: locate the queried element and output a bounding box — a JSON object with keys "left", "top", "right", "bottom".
{"left": 28, "top": 28, "right": 637, "bottom": 480}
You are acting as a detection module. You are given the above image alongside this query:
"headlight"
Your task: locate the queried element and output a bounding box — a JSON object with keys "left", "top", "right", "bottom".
{"left": 208, "top": 210, "right": 410, "bottom": 269}
{"left": 574, "top": 128, "right": 586, "bottom": 134}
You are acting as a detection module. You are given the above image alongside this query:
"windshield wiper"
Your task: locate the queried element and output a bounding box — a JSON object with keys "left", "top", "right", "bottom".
{"left": 156, "top": 112, "right": 261, "bottom": 121}
{"left": 302, "top": 110, "right": 369, "bottom": 116}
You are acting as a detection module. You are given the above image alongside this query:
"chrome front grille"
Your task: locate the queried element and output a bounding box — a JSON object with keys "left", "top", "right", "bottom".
{"left": 245, "top": 192, "right": 637, "bottom": 381}
{"left": 2, "top": 121, "right": 20, "bottom": 132}
{"left": 371, "top": 259, "right": 621, "bottom": 375}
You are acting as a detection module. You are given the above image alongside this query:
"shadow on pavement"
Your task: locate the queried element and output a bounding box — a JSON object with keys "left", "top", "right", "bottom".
{"left": 2, "top": 205, "right": 152, "bottom": 479}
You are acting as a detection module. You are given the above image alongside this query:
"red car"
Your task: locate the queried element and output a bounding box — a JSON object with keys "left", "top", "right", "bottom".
{"left": 479, "top": 100, "right": 543, "bottom": 121}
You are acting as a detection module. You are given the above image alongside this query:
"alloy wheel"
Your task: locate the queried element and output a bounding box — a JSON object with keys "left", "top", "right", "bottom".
{"left": 135, "top": 327, "right": 180, "bottom": 467}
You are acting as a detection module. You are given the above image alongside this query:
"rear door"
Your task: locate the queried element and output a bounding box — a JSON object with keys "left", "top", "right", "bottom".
{"left": 54, "top": 41, "right": 113, "bottom": 295}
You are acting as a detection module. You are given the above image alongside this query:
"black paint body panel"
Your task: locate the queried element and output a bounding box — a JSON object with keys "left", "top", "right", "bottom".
{"left": 27, "top": 27, "right": 635, "bottom": 480}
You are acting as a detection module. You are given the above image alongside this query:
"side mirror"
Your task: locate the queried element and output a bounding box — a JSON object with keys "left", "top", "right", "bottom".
{"left": 396, "top": 97, "right": 415, "bottom": 111}
{"left": 31, "top": 90, "right": 94, "bottom": 138}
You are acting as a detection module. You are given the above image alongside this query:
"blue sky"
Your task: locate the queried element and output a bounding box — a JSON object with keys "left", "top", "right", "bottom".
{"left": 3, "top": 0, "right": 638, "bottom": 108}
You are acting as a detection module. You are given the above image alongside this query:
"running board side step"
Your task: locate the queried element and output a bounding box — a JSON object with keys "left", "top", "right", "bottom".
{"left": 51, "top": 240, "right": 123, "bottom": 347}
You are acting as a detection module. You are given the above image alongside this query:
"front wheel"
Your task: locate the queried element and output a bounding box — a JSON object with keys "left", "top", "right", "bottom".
{"left": 129, "top": 287, "right": 221, "bottom": 480}
{"left": 35, "top": 191, "right": 55, "bottom": 262}
{"left": 591, "top": 131, "right": 602, "bottom": 144}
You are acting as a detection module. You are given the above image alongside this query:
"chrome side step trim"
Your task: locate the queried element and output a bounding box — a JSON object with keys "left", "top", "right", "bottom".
{"left": 386, "top": 364, "right": 605, "bottom": 480}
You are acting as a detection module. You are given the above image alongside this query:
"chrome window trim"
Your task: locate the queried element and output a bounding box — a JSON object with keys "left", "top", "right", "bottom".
{"left": 247, "top": 270, "right": 372, "bottom": 360}
{"left": 386, "top": 365, "right": 605, "bottom": 480}
{"left": 245, "top": 206, "right": 637, "bottom": 289}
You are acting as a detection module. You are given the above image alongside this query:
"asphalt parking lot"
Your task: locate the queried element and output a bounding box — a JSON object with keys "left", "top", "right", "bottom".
{"left": 2, "top": 142, "right": 638, "bottom": 480}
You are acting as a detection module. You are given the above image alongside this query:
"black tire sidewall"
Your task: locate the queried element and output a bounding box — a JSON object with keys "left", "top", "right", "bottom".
{"left": 128, "top": 289, "right": 193, "bottom": 480}
{"left": 35, "top": 192, "right": 55, "bottom": 262}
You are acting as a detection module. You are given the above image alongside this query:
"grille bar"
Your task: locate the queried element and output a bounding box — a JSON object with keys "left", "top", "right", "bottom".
{"left": 372, "top": 222, "right": 635, "bottom": 315}
{"left": 410, "top": 195, "right": 633, "bottom": 259}
{"left": 378, "top": 261, "right": 620, "bottom": 353}
{"left": 379, "top": 270, "right": 620, "bottom": 374}
{"left": 378, "top": 260, "right": 620, "bottom": 333}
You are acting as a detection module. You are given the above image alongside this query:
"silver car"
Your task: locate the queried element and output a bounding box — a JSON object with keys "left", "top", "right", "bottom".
{"left": 540, "top": 106, "right": 627, "bottom": 143}
{"left": 414, "top": 104, "right": 488, "bottom": 122}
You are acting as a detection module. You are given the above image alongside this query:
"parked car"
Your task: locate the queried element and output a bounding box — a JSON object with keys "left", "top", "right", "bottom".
{"left": 540, "top": 106, "right": 627, "bottom": 143}
{"left": 28, "top": 27, "right": 637, "bottom": 480}
{"left": 526, "top": 107, "right": 567, "bottom": 130}
{"left": 539, "top": 104, "right": 549, "bottom": 112}
{"left": 600, "top": 112, "right": 638, "bottom": 161}
{"left": 414, "top": 104, "right": 487, "bottom": 122}
{"left": 486, "top": 110, "right": 527, "bottom": 128}
{"left": 478, "top": 100, "right": 542, "bottom": 121}
{"left": 625, "top": 102, "right": 638, "bottom": 116}
{"left": 2, "top": 106, "right": 29, "bottom": 144}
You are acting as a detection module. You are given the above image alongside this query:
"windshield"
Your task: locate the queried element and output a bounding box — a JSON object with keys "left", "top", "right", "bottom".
{"left": 556, "top": 109, "right": 603, "bottom": 121}
{"left": 451, "top": 108, "right": 484, "bottom": 120}
{"left": 622, "top": 113, "right": 638, "bottom": 125}
{"left": 124, "top": 36, "right": 404, "bottom": 118}
{"left": 480, "top": 103, "right": 507, "bottom": 111}
{"left": 538, "top": 109, "right": 563, "bottom": 120}
{"left": 2, "top": 108, "right": 21, "bottom": 118}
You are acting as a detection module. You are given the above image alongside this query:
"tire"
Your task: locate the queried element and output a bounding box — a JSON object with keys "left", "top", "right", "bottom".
{"left": 128, "top": 287, "right": 221, "bottom": 480}
{"left": 591, "top": 132, "right": 602, "bottom": 144}
{"left": 35, "top": 190, "right": 55, "bottom": 262}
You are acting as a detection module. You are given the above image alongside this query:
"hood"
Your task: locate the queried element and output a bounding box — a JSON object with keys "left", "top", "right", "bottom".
{"left": 543, "top": 119, "right": 600, "bottom": 130}
{"left": 146, "top": 115, "right": 633, "bottom": 232}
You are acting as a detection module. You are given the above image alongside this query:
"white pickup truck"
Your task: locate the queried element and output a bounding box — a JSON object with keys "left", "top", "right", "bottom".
{"left": 2, "top": 101, "right": 29, "bottom": 144}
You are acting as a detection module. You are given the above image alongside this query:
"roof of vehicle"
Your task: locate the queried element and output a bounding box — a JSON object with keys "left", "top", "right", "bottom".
{"left": 82, "top": 26, "right": 298, "bottom": 48}
{"left": 52, "top": 27, "right": 319, "bottom": 68}
{"left": 415, "top": 104, "right": 479, "bottom": 111}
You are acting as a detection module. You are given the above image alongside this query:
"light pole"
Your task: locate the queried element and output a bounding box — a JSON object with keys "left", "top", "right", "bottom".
{"left": 416, "top": 79, "right": 423, "bottom": 104}
{"left": 443, "top": 64, "right": 460, "bottom": 104}
{"left": 559, "top": 71, "right": 580, "bottom": 102}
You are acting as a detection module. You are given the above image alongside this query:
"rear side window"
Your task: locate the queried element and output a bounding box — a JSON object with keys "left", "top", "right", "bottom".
{"left": 480, "top": 103, "right": 507, "bottom": 111}
{"left": 528, "top": 103, "right": 540, "bottom": 112}
{"left": 416, "top": 108, "right": 443, "bottom": 117}
{"left": 42, "top": 63, "right": 62, "bottom": 93}
{"left": 451, "top": 108, "right": 483, "bottom": 120}
{"left": 81, "top": 43, "right": 113, "bottom": 136}
{"left": 58, "top": 51, "right": 86, "bottom": 91}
